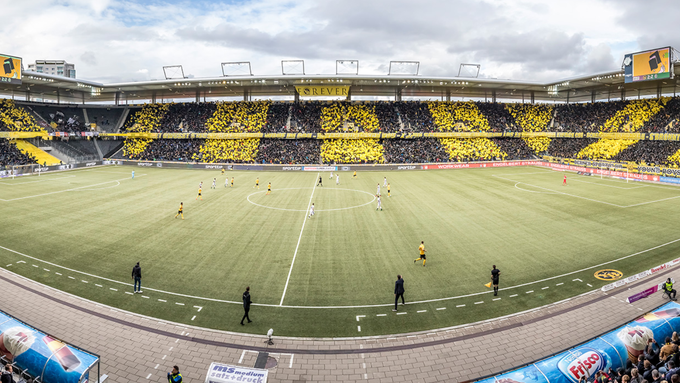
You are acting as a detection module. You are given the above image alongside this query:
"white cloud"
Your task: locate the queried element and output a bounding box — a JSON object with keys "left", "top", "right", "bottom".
{"left": 0, "top": 0, "right": 671, "bottom": 83}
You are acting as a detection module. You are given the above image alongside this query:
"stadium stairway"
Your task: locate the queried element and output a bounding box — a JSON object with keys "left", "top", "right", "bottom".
{"left": 12, "top": 140, "right": 62, "bottom": 166}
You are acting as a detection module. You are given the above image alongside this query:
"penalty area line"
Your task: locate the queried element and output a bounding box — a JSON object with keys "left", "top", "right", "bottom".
{"left": 279, "top": 173, "right": 319, "bottom": 306}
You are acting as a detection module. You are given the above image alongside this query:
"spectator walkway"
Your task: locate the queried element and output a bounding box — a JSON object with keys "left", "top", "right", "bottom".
{"left": 0, "top": 266, "right": 676, "bottom": 383}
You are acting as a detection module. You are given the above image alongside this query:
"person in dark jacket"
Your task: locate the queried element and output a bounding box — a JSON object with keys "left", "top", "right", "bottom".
{"left": 132, "top": 262, "right": 142, "bottom": 293}
{"left": 241, "top": 286, "right": 252, "bottom": 325}
{"left": 393, "top": 275, "right": 405, "bottom": 311}
{"left": 1, "top": 365, "right": 14, "bottom": 383}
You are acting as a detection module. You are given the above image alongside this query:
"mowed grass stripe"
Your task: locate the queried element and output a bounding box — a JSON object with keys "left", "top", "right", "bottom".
{"left": 1, "top": 165, "right": 680, "bottom": 336}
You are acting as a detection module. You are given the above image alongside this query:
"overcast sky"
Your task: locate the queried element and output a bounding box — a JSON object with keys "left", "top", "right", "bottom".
{"left": 2, "top": 0, "right": 677, "bottom": 84}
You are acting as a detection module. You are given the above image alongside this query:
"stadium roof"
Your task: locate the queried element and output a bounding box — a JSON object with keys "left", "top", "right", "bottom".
{"left": 7, "top": 63, "right": 680, "bottom": 105}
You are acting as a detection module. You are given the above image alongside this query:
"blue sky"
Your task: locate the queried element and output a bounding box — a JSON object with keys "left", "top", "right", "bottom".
{"left": 0, "top": 0, "right": 675, "bottom": 83}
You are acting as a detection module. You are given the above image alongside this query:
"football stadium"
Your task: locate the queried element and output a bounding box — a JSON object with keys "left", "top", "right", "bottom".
{"left": 3, "top": 7, "right": 680, "bottom": 383}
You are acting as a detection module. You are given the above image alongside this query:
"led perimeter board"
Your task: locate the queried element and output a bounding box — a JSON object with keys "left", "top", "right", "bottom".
{"left": 0, "top": 54, "right": 21, "bottom": 85}
{"left": 624, "top": 47, "right": 673, "bottom": 83}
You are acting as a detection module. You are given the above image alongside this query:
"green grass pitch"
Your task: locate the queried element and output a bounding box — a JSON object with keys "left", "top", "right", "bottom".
{"left": 1, "top": 165, "right": 679, "bottom": 337}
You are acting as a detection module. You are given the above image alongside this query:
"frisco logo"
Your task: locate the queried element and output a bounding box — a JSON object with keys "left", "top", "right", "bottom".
{"left": 557, "top": 348, "right": 609, "bottom": 382}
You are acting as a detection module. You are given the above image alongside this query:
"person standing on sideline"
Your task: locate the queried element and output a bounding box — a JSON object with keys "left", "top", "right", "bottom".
{"left": 665, "top": 278, "right": 677, "bottom": 300}
{"left": 393, "top": 275, "right": 405, "bottom": 311}
{"left": 167, "top": 365, "right": 182, "bottom": 383}
{"left": 131, "top": 170, "right": 135, "bottom": 179}
{"left": 241, "top": 286, "right": 252, "bottom": 325}
{"left": 414, "top": 241, "right": 426, "bottom": 266}
{"left": 491, "top": 265, "right": 501, "bottom": 296}
{"left": 2, "top": 364, "right": 15, "bottom": 383}
{"left": 336, "top": 174, "right": 339, "bottom": 185}
{"left": 563, "top": 174, "right": 567, "bottom": 186}
{"left": 309, "top": 203, "right": 315, "bottom": 218}
{"left": 132, "top": 262, "right": 142, "bottom": 293}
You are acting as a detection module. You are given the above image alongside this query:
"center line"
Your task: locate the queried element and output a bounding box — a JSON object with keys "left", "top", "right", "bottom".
{"left": 279, "top": 173, "right": 319, "bottom": 306}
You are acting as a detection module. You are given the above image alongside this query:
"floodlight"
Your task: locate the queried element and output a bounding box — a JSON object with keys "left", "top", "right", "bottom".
{"left": 458, "top": 64, "right": 481, "bottom": 78}
{"left": 163, "top": 65, "right": 185, "bottom": 80}
{"left": 282, "top": 60, "right": 304, "bottom": 75}
{"left": 221, "top": 62, "right": 253, "bottom": 76}
{"left": 388, "top": 61, "right": 419, "bottom": 75}
{"left": 336, "top": 60, "right": 359, "bottom": 75}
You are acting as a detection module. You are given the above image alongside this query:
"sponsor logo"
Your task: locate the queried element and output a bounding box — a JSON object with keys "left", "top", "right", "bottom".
{"left": 558, "top": 348, "right": 609, "bottom": 383}
{"left": 303, "top": 166, "right": 337, "bottom": 171}
{"left": 204, "top": 165, "right": 223, "bottom": 169}
{"left": 282, "top": 167, "right": 302, "bottom": 171}
{"left": 156, "top": 163, "right": 163, "bottom": 167}
{"left": 36, "top": 167, "right": 50, "bottom": 172}
{"left": 341, "top": 166, "right": 350, "bottom": 171}
{"left": 85, "top": 162, "right": 97, "bottom": 167}
{"left": 397, "top": 166, "right": 416, "bottom": 170}
{"left": 137, "top": 163, "right": 153, "bottom": 167}
{"left": 594, "top": 269, "right": 623, "bottom": 281}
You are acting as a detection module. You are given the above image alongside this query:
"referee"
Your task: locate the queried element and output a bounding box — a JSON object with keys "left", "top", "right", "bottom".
{"left": 491, "top": 265, "right": 501, "bottom": 296}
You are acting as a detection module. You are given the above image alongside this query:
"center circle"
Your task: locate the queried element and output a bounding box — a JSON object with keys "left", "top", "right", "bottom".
{"left": 247, "top": 187, "right": 376, "bottom": 212}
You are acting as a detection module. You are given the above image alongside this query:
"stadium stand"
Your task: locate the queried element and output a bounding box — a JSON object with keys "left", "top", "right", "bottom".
{"left": 0, "top": 140, "right": 37, "bottom": 166}
{"left": 11, "top": 140, "right": 61, "bottom": 166}
{"left": 8, "top": 98, "right": 680, "bottom": 165}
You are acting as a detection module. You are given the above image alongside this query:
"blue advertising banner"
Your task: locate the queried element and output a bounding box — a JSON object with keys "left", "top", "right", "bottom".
{"left": 660, "top": 176, "right": 680, "bottom": 184}
{"left": 477, "top": 302, "right": 680, "bottom": 382}
{"left": 0, "top": 312, "right": 98, "bottom": 383}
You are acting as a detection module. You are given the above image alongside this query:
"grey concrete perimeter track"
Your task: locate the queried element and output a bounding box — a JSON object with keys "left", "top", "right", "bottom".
{"left": 0, "top": 266, "right": 675, "bottom": 383}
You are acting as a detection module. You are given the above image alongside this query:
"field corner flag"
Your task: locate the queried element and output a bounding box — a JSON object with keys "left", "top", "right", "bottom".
{"left": 484, "top": 282, "right": 492, "bottom": 288}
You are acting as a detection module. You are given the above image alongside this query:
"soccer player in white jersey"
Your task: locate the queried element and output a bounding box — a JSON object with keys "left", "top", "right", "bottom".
{"left": 376, "top": 195, "right": 382, "bottom": 211}
{"left": 383, "top": 177, "right": 387, "bottom": 187}
{"left": 330, "top": 171, "right": 333, "bottom": 179}
{"left": 377, "top": 183, "right": 380, "bottom": 195}
{"left": 309, "top": 203, "right": 315, "bottom": 218}
{"left": 336, "top": 174, "right": 339, "bottom": 185}
{"left": 225, "top": 178, "right": 229, "bottom": 188}
{"left": 211, "top": 178, "right": 216, "bottom": 189}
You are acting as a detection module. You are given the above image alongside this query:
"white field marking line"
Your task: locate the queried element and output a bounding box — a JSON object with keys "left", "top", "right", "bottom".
{"left": 191, "top": 315, "right": 196, "bottom": 321}
{"left": 43, "top": 268, "right": 49, "bottom": 271}
{"left": 238, "top": 350, "right": 246, "bottom": 364}
{"left": 110, "top": 288, "right": 117, "bottom": 291}
{"left": 542, "top": 287, "right": 549, "bottom": 290}
{"left": 158, "top": 299, "right": 167, "bottom": 302}
{"left": 5, "top": 264, "right": 10, "bottom": 267}
{"left": 456, "top": 304, "right": 465, "bottom": 308}
{"left": 193, "top": 306, "right": 203, "bottom": 312}
{"left": 624, "top": 195, "right": 680, "bottom": 208}
{"left": 357, "top": 326, "right": 361, "bottom": 332}
{"left": 55, "top": 272, "right": 61, "bottom": 276}
{"left": 509, "top": 294, "right": 518, "bottom": 298}
{"left": 492, "top": 171, "right": 556, "bottom": 176}
{"left": 0, "top": 175, "right": 76, "bottom": 186}
{"left": 396, "top": 312, "right": 407, "bottom": 315}
{"left": 514, "top": 182, "right": 557, "bottom": 194}
{"left": 492, "top": 298, "right": 501, "bottom": 301}
{"left": 0, "top": 175, "right": 146, "bottom": 202}
{"left": 436, "top": 307, "right": 446, "bottom": 310}
{"left": 125, "top": 292, "right": 134, "bottom": 295}
{"left": 72, "top": 180, "right": 120, "bottom": 191}
{"left": 247, "top": 187, "right": 375, "bottom": 212}
{"left": 279, "top": 173, "right": 319, "bottom": 306}
{"left": 570, "top": 177, "right": 648, "bottom": 190}
{"left": 376, "top": 314, "right": 387, "bottom": 316}
{"left": 356, "top": 315, "right": 366, "bottom": 321}
{"left": 493, "top": 175, "right": 625, "bottom": 207}
{"left": 417, "top": 310, "right": 427, "bottom": 313}
{"left": 587, "top": 283, "right": 593, "bottom": 287}
{"left": 95, "top": 284, "right": 102, "bottom": 287}
{"left": 4, "top": 237, "right": 680, "bottom": 309}
{"left": 526, "top": 290, "right": 534, "bottom": 294}
{"left": 556, "top": 283, "right": 564, "bottom": 286}
{"left": 474, "top": 301, "right": 484, "bottom": 304}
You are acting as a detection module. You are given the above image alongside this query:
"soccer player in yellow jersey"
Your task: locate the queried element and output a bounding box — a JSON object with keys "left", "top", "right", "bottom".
{"left": 196, "top": 187, "right": 202, "bottom": 200}
{"left": 254, "top": 178, "right": 259, "bottom": 189}
{"left": 353, "top": 171, "right": 357, "bottom": 178}
{"left": 231, "top": 177, "right": 234, "bottom": 187}
{"left": 221, "top": 168, "right": 225, "bottom": 175}
{"left": 174, "top": 202, "right": 184, "bottom": 219}
{"left": 266, "top": 182, "right": 271, "bottom": 195}
{"left": 414, "top": 241, "right": 426, "bottom": 266}
{"left": 387, "top": 183, "right": 391, "bottom": 197}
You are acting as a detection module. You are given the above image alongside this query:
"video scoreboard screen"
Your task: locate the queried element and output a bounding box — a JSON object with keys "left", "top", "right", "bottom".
{"left": 0, "top": 54, "right": 21, "bottom": 85}
{"left": 624, "top": 47, "right": 673, "bottom": 83}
